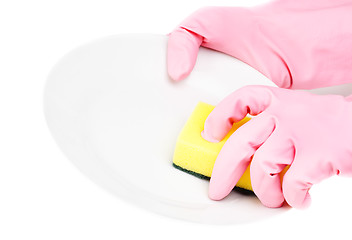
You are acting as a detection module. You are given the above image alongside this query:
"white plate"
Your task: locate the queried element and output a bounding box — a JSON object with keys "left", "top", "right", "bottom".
{"left": 45, "top": 34, "right": 352, "bottom": 224}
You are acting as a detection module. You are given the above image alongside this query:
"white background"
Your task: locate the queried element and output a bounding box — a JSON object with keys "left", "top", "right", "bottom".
{"left": 1, "top": 0, "right": 352, "bottom": 239}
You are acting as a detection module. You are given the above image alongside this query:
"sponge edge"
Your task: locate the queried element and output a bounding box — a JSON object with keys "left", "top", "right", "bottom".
{"left": 172, "top": 102, "right": 253, "bottom": 192}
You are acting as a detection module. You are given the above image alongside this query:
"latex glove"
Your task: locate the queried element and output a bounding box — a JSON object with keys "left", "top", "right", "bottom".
{"left": 202, "top": 85, "right": 352, "bottom": 208}
{"left": 168, "top": 0, "right": 352, "bottom": 89}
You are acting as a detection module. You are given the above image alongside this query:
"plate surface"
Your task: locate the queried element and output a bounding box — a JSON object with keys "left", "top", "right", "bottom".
{"left": 44, "top": 34, "right": 295, "bottom": 224}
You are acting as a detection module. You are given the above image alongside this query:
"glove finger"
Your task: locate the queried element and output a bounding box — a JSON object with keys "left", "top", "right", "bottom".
{"left": 202, "top": 85, "right": 274, "bottom": 142}
{"left": 282, "top": 164, "right": 312, "bottom": 209}
{"left": 208, "top": 114, "right": 275, "bottom": 200}
{"left": 282, "top": 152, "right": 334, "bottom": 209}
{"left": 167, "top": 27, "right": 203, "bottom": 81}
{"left": 250, "top": 131, "right": 294, "bottom": 208}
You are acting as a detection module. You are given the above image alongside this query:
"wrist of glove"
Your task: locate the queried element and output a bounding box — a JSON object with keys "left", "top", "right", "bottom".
{"left": 203, "top": 85, "right": 352, "bottom": 208}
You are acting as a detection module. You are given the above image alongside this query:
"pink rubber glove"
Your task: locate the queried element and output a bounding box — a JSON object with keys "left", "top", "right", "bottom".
{"left": 168, "top": 0, "right": 352, "bottom": 89}
{"left": 202, "top": 85, "right": 352, "bottom": 208}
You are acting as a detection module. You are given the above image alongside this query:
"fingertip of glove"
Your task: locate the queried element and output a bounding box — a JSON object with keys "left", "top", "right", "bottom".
{"left": 167, "top": 64, "right": 189, "bottom": 82}
{"left": 261, "top": 199, "right": 285, "bottom": 208}
{"left": 208, "top": 178, "right": 232, "bottom": 201}
{"left": 286, "top": 193, "right": 312, "bottom": 209}
{"left": 201, "top": 130, "right": 220, "bottom": 143}
{"left": 208, "top": 189, "right": 226, "bottom": 201}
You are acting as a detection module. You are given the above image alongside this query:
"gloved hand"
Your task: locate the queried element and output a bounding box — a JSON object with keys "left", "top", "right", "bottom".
{"left": 168, "top": 0, "right": 352, "bottom": 89}
{"left": 202, "top": 85, "right": 352, "bottom": 208}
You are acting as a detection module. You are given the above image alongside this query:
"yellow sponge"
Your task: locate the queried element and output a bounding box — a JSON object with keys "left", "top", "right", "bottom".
{"left": 172, "top": 102, "right": 253, "bottom": 192}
